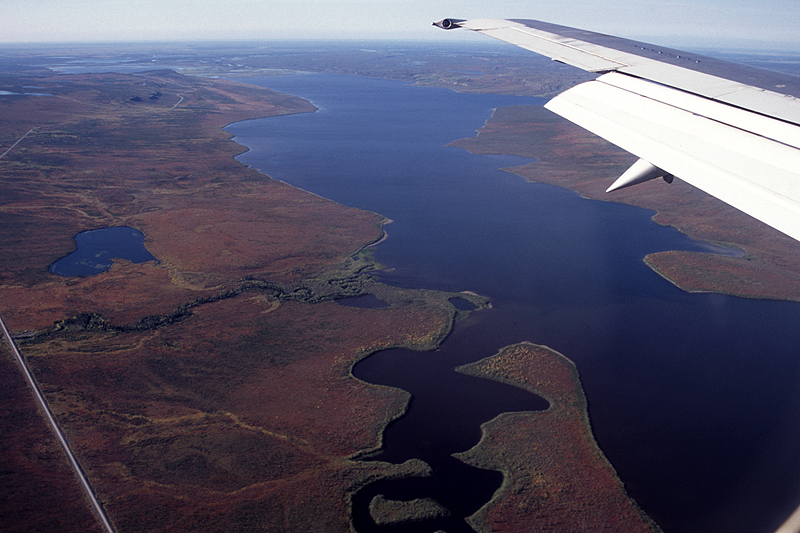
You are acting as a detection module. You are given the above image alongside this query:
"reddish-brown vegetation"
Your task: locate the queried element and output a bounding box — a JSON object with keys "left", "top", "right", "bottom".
{"left": 456, "top": 343, "right": 661, "bottom": 532}
{"left": 451, "top": 104, "right": 800, "bottom": 300}
{"left": 0, "top": 347, "right": 103, "bottom": 533}
{"left": 0, "top": 69, "right": 464, "bottom": 531}
{"left": 19, "top": 293, "right": 455, "bottom": 532}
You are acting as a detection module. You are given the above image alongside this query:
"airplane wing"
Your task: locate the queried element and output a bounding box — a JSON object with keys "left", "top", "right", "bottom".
{"left": 434, "top": 18, "right": 800, "bottom": 242}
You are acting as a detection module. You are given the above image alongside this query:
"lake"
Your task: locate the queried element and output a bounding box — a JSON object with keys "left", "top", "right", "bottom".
{"left": 226, "top": 71, "right": 800, "bottom": 533}
{"left": 49, "top": 226, "right": 156, "bottom": 277}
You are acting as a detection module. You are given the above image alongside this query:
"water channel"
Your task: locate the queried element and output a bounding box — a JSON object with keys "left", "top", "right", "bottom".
{"left": 223, "top": 70, "right": 800, "bottom": 533}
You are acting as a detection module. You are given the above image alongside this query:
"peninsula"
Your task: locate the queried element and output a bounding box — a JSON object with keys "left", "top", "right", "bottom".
{"left": 0, "top": 64, "right": 481, "bottom": 531}
{"left": 456, "top": 343, "right": 661, "bottom": 532}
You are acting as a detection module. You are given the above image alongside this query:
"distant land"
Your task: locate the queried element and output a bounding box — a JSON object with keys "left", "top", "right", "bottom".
{"left": 219, "top": 41, "right": 800, "bottom": 302}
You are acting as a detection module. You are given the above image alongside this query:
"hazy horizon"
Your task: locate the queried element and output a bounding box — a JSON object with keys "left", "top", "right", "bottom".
{"left": 2, "top": 37, "right": 799, "bottom": 58}
{"left": 3, "top": 1, "right": 799, "bottom": 51}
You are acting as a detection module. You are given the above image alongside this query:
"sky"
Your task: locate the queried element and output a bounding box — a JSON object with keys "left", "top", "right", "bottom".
{"left": 2, "top": 0, "right": 799, "bottom": 50}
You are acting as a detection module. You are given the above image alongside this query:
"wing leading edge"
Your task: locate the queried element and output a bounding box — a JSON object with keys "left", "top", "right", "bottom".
{"left": 434, "top": 18, "right": 800, "bottom": 242}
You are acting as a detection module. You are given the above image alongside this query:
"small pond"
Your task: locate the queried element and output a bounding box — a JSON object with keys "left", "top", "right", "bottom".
{"left": 49, "top": 226, "right": 157, "bottom": 277}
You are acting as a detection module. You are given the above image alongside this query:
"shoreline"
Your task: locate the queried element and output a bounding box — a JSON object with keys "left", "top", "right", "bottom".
{"left": 455, "top": 342, "right": 662, "bottom": 533}
{"left": 367, "top": 218, "right": 393, "bottom": 248}
{"left": 449, "top": 103, "right": 800, "bottom": 302}
{"left": 0, "top": 67, "right": 494, "bottom": 532}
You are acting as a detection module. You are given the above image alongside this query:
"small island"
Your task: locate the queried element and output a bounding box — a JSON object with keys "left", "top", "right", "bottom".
{"left": 369, "top": 495, "right": 451, "bottom": 526}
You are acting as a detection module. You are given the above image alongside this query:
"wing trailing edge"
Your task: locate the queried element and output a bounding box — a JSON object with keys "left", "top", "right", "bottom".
{"left": 435, "top": 18, "right": 800, "bottom": 241}
{"left": 546, "top": 72, "right": 800, "bottom": 241}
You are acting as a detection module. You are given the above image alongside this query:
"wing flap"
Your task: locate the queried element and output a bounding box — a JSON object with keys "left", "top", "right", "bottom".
{"left": 546, "top": 74, "right": 800, "bottom": 241}
{"left": 598, "top": 73, "right": 800, "bottom": 150}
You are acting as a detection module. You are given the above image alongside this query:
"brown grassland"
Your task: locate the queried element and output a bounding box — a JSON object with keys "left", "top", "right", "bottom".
{"left": 0, "top": 68, "right": 479, "bottom": 531}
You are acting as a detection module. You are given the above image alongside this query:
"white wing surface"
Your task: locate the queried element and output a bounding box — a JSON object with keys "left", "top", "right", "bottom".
{"left": 434, "top": 18, "right": 800, "bottom": 242}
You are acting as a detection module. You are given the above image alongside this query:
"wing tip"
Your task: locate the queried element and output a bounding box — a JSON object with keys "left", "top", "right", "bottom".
{"left": 433, "top": 19, "right": 466, "bottom": 30}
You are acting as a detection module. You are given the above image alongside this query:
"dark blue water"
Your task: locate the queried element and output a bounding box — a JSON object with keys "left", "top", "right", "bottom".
{"left": 49, "top": 226, "right": 156, "bottom": 276}
{"left": 226, "top": 72, "right": 800, "bottom": 533}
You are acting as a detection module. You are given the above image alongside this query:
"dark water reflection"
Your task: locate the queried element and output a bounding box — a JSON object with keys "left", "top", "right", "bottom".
{"left": 353, "top": 347, "right": 548, "bottom": 464}
{"left": 227, "top": 71, "right": 800, "bottom": 533}
{"left": 448, "top": 297, "right": 477, "bottom": 311}
{"left": 352, "top": 345, "right": 547, "bottom": 532}
{"left": 49, "top": 226, "right": 156, "bottom": 277}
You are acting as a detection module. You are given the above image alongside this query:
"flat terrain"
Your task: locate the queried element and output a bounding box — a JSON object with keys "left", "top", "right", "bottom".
{"left": 5, "top": 41, "right": 784, "bottom": 533}
{"left": 0, "top": 64, "right": 477, "bottom": 531}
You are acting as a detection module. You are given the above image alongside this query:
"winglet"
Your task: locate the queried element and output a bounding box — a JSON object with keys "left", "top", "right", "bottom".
{"left": 607, "top": 159, "right": 673, "bottom": 192}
